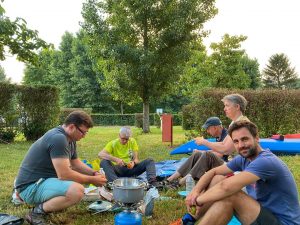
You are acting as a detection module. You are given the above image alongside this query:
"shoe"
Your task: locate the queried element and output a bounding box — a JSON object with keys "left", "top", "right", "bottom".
{"left": 161, "top": 180, "right": 180, "bottom": 190}
{"left": 148, "top": 180, "right": 164, "bottom": 191}
{"left": 25, "top": 210, "right": 48, "bottom": 225}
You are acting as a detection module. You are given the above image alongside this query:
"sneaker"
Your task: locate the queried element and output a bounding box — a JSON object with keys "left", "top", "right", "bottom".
{"left": 25, "top": 210, "right": 48, "bottom": 225}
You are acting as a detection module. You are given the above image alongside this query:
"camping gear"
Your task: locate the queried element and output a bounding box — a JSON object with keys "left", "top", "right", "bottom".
{"left": 271, "top": 133, "right": 300, "bottom": 140}
{"left": 114, "top": 210, "right": 142, "bottom": 225}
{"left": 170, "top": 138, "right": 300, "bottom": 155}
{"left": 0, "top": 213, "right": 24, "bottom": 225}
{"left": 88, "top": 200, "right": 113, "bottom": 214}
{"left": 112, "top": 178, "right": 146, "bottom": 204}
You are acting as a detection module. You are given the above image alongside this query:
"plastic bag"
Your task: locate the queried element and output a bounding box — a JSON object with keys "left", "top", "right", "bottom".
{"left": 138, "top": 187, "right": 159, "bottom": 217}
{"left": 0, "top": 213, "right": 24, "bottom": 225}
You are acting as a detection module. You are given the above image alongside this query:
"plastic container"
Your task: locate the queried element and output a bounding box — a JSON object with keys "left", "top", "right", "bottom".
{"left": 185, "top": 174, "right": 195, "bottom": 194}
{"left": 114, "top": 210, "right": 142, "bottom": 225}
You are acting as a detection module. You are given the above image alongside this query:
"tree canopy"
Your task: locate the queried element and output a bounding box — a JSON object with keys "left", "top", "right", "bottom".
{"left": 0, "top": 2, "right": 50, "bottom": 64}
{"left": 81, "top": 0, "right": 218, "bottom": 132}
{"left": 262, "top": 53, "right": 298, "bottom": 89}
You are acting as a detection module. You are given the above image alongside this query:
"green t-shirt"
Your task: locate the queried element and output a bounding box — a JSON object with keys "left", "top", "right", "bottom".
{"left": 104, "top": 138, "right": 139, "bottom": 164}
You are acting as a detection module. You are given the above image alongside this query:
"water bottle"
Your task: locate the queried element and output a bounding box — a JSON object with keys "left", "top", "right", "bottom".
{"left": 186, "top": 174, "right": 195, "bottom": 194}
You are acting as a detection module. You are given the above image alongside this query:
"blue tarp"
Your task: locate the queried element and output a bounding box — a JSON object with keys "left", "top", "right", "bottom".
{"left": 170, "top": 138, "right": 300, "bottom": 155}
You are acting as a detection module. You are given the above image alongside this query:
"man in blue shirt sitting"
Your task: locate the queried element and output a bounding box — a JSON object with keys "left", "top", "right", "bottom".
{"left": 185, "top": 120, "right": 300, "bottom": 225}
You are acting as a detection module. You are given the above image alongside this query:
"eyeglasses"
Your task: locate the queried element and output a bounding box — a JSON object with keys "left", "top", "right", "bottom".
{"left": 75, "top": 125, "right": 88, "bottom": 135}
{"left": 120, "top": 137, "right": 129, "bottom": 141}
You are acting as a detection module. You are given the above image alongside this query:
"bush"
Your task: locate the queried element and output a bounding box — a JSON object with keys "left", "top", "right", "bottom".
{"left": 134, "top": 113, "right": 143, "bottom": 128}
{"left": 60, "top": 108, "right": 93, "bottom": 124}
{"left": 182, "top": 88, "right": 300, "bottom": 137}
{"left": 19, "top": 85, "right": 60, "bottom": 141}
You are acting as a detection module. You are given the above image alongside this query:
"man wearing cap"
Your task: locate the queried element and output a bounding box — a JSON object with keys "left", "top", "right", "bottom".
{"left": 98, "top": 126, "right": 158, "bottom": 186}
{"left": 165, "top": 117, "right": 228, "bottom": 187}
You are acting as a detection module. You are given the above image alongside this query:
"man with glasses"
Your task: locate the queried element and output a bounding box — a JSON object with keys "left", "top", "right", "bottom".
{"left": 99, "top": 126, "right": 158, "bottom": 186}
{"left": 15, "top": 111, "right": 107, "bottom": 225}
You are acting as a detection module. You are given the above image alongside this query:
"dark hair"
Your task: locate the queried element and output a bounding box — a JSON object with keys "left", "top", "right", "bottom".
{"left": 221, "top": 94, "right": 248, "bottom": 113}
{"left": 64, "top": 111, "right": 93, "bottom": 128}
{"left": 228, "top": 120, "right": 258, "bottom": 138}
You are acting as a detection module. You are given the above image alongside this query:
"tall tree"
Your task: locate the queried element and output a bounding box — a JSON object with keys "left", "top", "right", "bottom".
{"left": 180, "top": 34, "right": 253, "bottom": 95}
{"left": 81, "top": 0, "right": 217, "bottom": 133}
{"left": 0, "top": 3, "right": 50, "bottom": 63}
{"left": 207, "top": 34, "right": 250, "bottom": 88}
{"left": 241, "top": 55, "right": 261, "bottom": 89}
{"left": 262, "top": 53, "right": 298, "bottom": 89}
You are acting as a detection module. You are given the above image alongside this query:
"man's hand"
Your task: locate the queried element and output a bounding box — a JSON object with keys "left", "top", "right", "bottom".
{"left": 126, "top": 161, "right": 135, "bottom": 169}
{"left": 93, "top": 174, "right": 107, "bottom": 187}
{"left": 194, "top": 136, "right": 207, "bottom": 146}
{"left": 185, "top": 189, "right": 200, "bottom": 208}
{"left": 115, "top": 158, "right": 125, "bottom": 166}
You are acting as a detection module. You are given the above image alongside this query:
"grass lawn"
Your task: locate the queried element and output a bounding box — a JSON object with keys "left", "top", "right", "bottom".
{"left": 0, "top": 126, "right": 299, "bottom": 224}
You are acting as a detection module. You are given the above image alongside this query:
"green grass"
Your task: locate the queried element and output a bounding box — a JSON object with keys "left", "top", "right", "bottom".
{"left": 0, "top": 126, "right": 299, "bottom": 224}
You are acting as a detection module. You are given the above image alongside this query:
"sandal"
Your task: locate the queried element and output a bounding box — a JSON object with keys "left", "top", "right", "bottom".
{"left": 160, "top": 180, "right": 181, "bottom": 190}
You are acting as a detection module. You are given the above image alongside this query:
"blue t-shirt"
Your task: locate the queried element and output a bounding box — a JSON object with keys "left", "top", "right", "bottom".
{"left": 227, "top": 149, "right": 300, "bottom": 225}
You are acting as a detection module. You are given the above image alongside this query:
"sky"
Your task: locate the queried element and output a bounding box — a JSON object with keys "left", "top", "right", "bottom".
{"left": 1, "top": 0, "right": 300, "bottom": 83}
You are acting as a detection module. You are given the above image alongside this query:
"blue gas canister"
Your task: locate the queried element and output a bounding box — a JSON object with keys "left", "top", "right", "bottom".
{"left": 114, "top": 211, "right": 142, "bottom": 225}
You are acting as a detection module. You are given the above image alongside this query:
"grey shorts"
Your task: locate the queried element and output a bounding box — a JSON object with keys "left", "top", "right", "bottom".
{"left": 250, "top": 206, "right": 281, "bottom": 225}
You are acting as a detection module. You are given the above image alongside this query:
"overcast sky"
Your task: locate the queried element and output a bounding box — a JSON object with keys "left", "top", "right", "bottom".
{"left": 1, "top": 0, "right": 300, "bottom": 83}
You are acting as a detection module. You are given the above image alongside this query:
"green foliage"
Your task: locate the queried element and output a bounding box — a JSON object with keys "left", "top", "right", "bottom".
{"left": 135, "top": 113, "right": 143, "bottom": 128}
{"left": 18, "top": 85, "right": 60, "bottom": 141}
{"left": 241, "top": 55, "right": 261, "bottom": 89}
{"left": 0, "top": 65, "right": 10, "bottom": 83}
{"left": 0, "top": 82, "right": 18, "bottom": 143}
{"left": 0, "top": 3, "right": 50, "bottom": 63}
{"left": 182, "top": 89, "right": 300, "bottom": 137}
{"left": 23, "top": 31, "right": 117, "bottom": 113}
{"left": 263, "top": 53, "right": 298, "bottom": 89}
{"left": 81, "top": 0, "right": 218, "bottom": 132}
{"left": 180, "top": 34, "right": 257, "bottom": 95}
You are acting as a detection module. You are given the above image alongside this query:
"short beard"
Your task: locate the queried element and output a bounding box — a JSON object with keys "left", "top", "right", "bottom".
{"left": 239, "top": 146, "right": 257, "bottom": 159}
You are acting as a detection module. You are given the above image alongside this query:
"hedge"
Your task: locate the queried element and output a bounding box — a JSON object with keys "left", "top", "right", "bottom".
{"left": 0, "top": 83, "right": 60, "bottom": 142}
{"left": 182, "top": 88, "right": 300, "bottom": 137}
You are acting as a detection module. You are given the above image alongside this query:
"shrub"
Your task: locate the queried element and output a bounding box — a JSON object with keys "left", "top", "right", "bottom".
{"left": 19, "top": 85, "right": 60, "bottom": 141}
{"left": 182, "top": 88, "right": 300, "bottom": 137}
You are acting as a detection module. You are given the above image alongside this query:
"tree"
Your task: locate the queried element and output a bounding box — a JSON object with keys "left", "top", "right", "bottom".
{"left": 0, "top": 3, "right": 50, "bottom": 64}
{"left": 81, "top": 0, "right": 217, "bottom": 132}
{"left": 0, "top": 65, "right": 10, "bottom": 83}
{"left": 262, "top": 53, "right": 298, "bottom": 89}
{"left": 180, "top": 34, "right": 253, "bottom": 96}
{"left": 207, "top": 34, "right": 250, "bottom": 88}
{"left": 241, "top": 55, "right": 261, "bottom": 89}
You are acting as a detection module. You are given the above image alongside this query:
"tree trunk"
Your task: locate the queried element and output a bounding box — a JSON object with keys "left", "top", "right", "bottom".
{"left": 120, "top": 102, "right": 124, "bottom": 114}
{"left": 143, "top": 101, "right": 150, "bottom": 133}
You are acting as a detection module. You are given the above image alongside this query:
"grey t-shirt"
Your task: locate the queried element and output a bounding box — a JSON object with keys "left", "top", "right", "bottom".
{"left": 15, "top": 126, "right": 77, "bottom": 190}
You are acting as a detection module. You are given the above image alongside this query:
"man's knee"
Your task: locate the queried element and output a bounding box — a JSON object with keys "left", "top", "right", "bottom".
{"left": 100, "top": 159, "right": 111, "bottom": 168}
{"left": 208, "top": 175, "right": 226, "bottom": 188}
{"left": 145, "top": 158, "right": 154, "bottom": 164}
{"left": 65, "top": 183, "right": 85, "bottom": 203}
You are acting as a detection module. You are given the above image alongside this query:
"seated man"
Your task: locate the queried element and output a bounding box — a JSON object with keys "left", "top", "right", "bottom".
{"left": 185, "top": 121, "right": 300, "bottom": 225}
{"left": 166, "top": 117, "right": 228, "bottom": 187}
{"left": 98, "top": 126, "right": 158, "bottom": 186}
{"left": 15, "top": 111, "right": 107, "bottom": 225}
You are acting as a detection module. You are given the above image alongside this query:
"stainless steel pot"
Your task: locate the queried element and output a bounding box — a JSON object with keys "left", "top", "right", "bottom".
{"left": 112, "top": 178, "right": 146, "bottom": 204}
